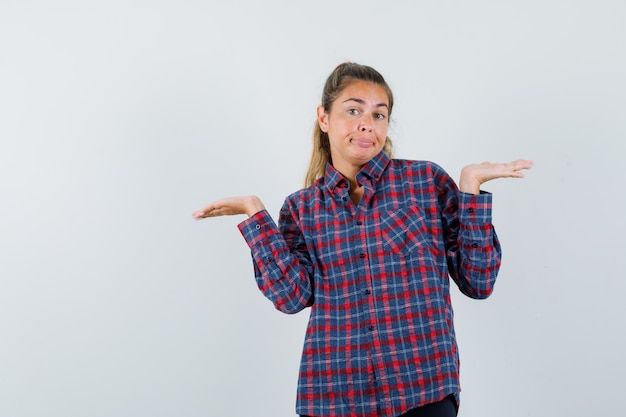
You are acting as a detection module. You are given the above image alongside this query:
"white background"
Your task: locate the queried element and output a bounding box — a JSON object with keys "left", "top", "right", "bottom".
{"left": 1, "top": 1, "right": 624, "bottom": 416}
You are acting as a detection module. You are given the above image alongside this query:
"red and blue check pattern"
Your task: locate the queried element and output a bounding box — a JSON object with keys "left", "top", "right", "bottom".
{"left": 238, "top": 151, "right": 501, "bottom": 417}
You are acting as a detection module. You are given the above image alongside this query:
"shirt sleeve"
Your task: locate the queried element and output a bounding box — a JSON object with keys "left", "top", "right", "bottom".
{"left": 440, "top": 182, "right": 502, "bottom": 299}
{"left": 237, "top": 206, "right": 314, "bottom": 314}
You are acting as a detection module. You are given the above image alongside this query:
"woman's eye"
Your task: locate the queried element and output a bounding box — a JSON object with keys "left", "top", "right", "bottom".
{"left": 347, "top": 109, "right": 360, "bottom": 116}
{"left": 375, "top": 113, "right": 386, "bottom": 120}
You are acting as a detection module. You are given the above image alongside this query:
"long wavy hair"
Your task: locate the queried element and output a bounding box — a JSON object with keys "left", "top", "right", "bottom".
{"left": 304, "top": 62, "right": 395, "bottom": 187}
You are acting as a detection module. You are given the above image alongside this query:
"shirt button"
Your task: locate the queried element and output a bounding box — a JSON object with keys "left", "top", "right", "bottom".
{"left": 359, "top": 253, "right": 366, "bottom": 259}
{"left": 342, "top": 197, "right": 347, "bottom": 201}
{"left": 368, "top": 325, "right": 375, "bottom": 331}
{"left": 365, "top": 289, "right": 371, "bottom": 295}
{"left": 356, "top": 221, "right": 362, "bottom": 226}
{"left": 472, "top": 243, "right": 479, "bottom": 248}
{"left": 255, "top": 224, "right": 261, "bottom": 230}
{"left": 468, "top": 208, "right": 475, "bottom": 213}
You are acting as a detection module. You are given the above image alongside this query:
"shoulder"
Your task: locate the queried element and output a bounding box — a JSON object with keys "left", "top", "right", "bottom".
{"left": 387, "top": 159, "right": 457, "bottom": 199}
{"left": 281, "top": 180, "right": 324, "bottom": 213}
{"left": 286, "top": 180, "right": 322, "bottom": 201}
{"left": 389, "top": 158, "right": 451, "bottom": 179}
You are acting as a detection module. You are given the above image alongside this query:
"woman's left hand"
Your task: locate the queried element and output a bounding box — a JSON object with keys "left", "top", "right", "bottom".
{"left": 459, "top": 159, "right": 534, "bottom": 194}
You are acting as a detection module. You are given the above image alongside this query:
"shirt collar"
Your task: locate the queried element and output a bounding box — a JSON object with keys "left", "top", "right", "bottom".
{"left": 322, "top": 150, "right": 391, "bottom": 191}
{"left": 357, "top": 150, "right": 391, "bottom": 184}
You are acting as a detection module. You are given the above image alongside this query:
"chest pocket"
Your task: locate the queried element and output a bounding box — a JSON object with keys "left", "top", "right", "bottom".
{"left": 378, "top": 206, "right": 432, "bottom": 256}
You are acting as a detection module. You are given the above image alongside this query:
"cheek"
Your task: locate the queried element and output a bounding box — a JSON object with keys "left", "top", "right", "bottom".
{"left": 376, "top": 124, "right": 389, "bottom": 138}
{"left": 331, "top": 119, "right": 356, "bottom": 134}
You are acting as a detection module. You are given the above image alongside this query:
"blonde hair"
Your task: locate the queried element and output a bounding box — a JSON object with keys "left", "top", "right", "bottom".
{"left": 304, "top": 62, "right": 395, "bottom": 187}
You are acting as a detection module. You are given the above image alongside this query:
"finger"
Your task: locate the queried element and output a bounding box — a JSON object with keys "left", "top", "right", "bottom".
{"left": 192, "top": 205, "right": 216, "bottom": 220}
{"left": 509, "top": 159, "right": 534, "bottom": 171}
{"left": 192, "top": 209, "right": 207, "bottom": 220}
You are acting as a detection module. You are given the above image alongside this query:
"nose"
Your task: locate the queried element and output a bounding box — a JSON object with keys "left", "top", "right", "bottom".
{"left": 359, "top": 113, "right": 374, "bottom": 132}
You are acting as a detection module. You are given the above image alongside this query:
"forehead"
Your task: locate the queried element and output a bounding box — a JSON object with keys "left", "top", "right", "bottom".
{"left": 337, "top": 80, "right": 390, "bottom": 106}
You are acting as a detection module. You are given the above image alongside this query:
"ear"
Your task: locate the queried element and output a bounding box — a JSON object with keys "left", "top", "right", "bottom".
{"left": 316, "top": 105, "right": 329, "bottom": 132}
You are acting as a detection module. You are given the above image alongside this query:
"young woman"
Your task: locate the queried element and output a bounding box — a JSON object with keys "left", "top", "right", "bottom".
{"left": 193, "top": 62, "right": 532, "bottom": 417}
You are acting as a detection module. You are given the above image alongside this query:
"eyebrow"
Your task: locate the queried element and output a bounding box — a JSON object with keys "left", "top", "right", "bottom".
{"left": 342, "top": 98, "right": 389, "bottom": 109}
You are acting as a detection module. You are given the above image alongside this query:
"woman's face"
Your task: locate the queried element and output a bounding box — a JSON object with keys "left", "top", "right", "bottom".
{"left": 317, "top": 80, "right": 390, "bottom": 175}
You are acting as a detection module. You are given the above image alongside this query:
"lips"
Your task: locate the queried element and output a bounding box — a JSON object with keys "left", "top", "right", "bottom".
{"left": 351, "top": 138, "right": 374, "bottom": 148}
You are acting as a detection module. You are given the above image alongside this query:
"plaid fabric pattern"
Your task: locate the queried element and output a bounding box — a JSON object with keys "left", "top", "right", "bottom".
{"left": 238, "top": 151, "right": 501, "bottom": 417}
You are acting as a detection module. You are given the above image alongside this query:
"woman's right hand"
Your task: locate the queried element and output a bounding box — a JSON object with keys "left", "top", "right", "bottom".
{"left": 192, "top": 196, "right": 266, "bottom": 220}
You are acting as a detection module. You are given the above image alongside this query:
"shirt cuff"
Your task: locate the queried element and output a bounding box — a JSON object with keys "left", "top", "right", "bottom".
{"left": 458, "top": 190, "right": 493, "bottom": 224}
{"left": 237, "top": 210, "right": 278, "bottom": 248}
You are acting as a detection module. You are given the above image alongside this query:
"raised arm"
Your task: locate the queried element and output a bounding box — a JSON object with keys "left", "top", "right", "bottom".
{"left": 192, "top": 195, "right": 314, "bottom": 314}
{"left": 442, "top": 158, "right": 533, "bottom": 298}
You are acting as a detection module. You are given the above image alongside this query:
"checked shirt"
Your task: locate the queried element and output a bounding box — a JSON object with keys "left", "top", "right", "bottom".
{"left": 238, "top": 151, "right": 501, "bottom": 417}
